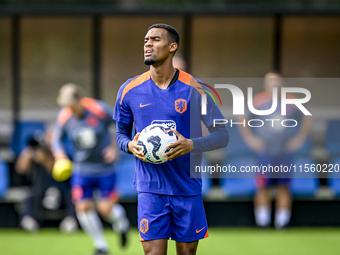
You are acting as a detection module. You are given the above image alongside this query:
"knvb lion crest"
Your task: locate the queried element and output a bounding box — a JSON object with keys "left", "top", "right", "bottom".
{"left": 140, "top": 219, "right": 149, "bottom": 234}
{"left": 175, "top": 99, "right": 187, "bottom": 114}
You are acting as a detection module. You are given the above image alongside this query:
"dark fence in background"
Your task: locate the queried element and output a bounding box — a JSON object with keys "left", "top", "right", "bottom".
{"left": 1, "top": 0, "right": 340, "bottom": 15}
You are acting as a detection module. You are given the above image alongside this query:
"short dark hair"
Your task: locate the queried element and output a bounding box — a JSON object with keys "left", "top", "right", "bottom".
{"left": 148, "top": 23, "right": 180, "bottom": 49}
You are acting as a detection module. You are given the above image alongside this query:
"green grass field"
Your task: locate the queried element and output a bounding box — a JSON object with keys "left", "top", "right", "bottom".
{"left": 0, "top": 228, "right": 339, "bottom": 255}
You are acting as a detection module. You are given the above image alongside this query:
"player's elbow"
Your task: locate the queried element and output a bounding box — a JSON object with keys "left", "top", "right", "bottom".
{"left": 215, "top": 129, "right": 229, "bottom": 149}
{"left": 222, "top": 130, "right": 229, "bottom": 148}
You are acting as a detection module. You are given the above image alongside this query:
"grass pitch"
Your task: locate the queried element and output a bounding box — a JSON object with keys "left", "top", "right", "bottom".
{"left": 0, "top": 228, "right": 339, "bottom": 255}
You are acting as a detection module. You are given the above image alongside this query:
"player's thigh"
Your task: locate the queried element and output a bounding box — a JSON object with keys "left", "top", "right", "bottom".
{"left": 71, "top": 173, "right": 95, "bottom": 210}
{"left": 95, "top": 172, "right": 118, "bottom": 217}
{"left": 97, "top": 199, "right": 114, "bottom": 218}
{"left": 176, "top": 241, "right": 199, "bottom": 255}
{"left": 138, "top": 192, "right": 172, "bottom": 241}
{"left": 142, "top": 239, "right": 168, "bottom": 255}
{"left": 98, "top": 172, "right": 119, "bottom": 202}
{"left": 277, "top": 154, "right": 294, "bottom": 180}
{"left": 171, "top": 195, "right": 208, "bottom": 242}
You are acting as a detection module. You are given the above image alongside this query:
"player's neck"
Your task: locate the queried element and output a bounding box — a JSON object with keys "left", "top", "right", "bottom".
{"left": 71, "top": 103, "right": 84, "bottom": 118}
{"left": 150, "top": 62, "right": 176, "bottom": 90}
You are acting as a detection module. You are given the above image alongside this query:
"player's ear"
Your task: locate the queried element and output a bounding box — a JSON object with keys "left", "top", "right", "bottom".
{"left": 169, "top": 42, "right": 178, "bottom": 53}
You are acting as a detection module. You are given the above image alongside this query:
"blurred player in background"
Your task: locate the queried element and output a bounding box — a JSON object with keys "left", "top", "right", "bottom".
{"left": 52, "top": 84, "right": 129, "bottom": 255}
{"left": 15, "top": 130, "right": 78, "bottom": 232}
{"left": 114, "top": 24, "right": 229, "bottom": 255}
{"left": 239, "top": 72, "right": 311, "bottom": 229}
{"left": 173, "top": 55, "right": 187, "bottom": 71}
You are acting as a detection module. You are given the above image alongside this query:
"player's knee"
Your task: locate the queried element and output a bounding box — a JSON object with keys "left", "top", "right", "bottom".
{"left": 177, "top": 247, "right": 197, "bottom": 255}
{"left": 75, "top": 202, "right": 94, "bottom": 213}
{"left": 278, "top": 185, "right": 290, "bottom": 193}
{"left": 143, "top": 246, "right": 167, "bottom": 255}
{"left": 144, "top": 251, "right": 167, "bottom": 255}
{"left": 176, "top": 242, "right": 198, "bottom": 255}
{"left": 97, "top": 203, "right": 112, "bottom": 218}
{"left": 142, "top": 240, "right": 168, "bottom": 255}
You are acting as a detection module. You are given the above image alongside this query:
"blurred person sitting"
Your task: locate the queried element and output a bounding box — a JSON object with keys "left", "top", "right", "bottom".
{"left": 15, "top": 130, "right": 78, "bottom": 233}
{"left": 239, "top": 72, "right": 311, "bottom": 229}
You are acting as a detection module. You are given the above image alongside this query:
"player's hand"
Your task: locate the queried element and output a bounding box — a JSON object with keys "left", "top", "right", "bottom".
{"left": 246, "top": 135, "right": 265, "bottom": 153}
{"left": 102, "top": 145, "right": 117, "bottom": 164}
{"left": 54, "top": 150, "right": 69, "bottom": 161}
{"left": 164, "top": 130, "right": 193, "bottom": 161}
{"left": 286, "top": 136, "right": 304, "bottom": 152}
{"left": 128, "top": 133, "right": 148, "bottom": 162}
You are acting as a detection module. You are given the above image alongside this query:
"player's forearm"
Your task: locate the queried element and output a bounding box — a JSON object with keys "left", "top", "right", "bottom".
{"left": 37, "top": 149, "right": 54, "bottom": 172}
{"left": 191, "top": 124, "right": 229, "bottom": 153}
{"left": 51, "top": 127, "right": 67, "bottom": 159}
{"left": 15, "top": 148, "right": 34, "bottom": 174}
{"left": 295, "top": 116, "right": 312, "bottom": 141}
{"left": 116, "top": 121, "right": 133, "bottom": 154}
{"left": 237, "top": 116, "right": 254, "bottom": 139}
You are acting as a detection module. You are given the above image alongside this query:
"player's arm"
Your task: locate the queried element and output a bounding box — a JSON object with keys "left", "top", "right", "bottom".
{"left": 114, "top": 79, "right": 147, "bottom": 161}
{"left": 116, "top": 122, "right": 147, "bottom": 162}
{"left": 191, "top": 124, "right": 229, "bottom": 152}
{"left": 15, "top": 147, "right": 34, "bottom": 174}
{"left": 102, "top": 134, "right": 119, "bottom": 164}
{"left": 286, "top": 115, "right": 312, "bottom": 152}
{"left": 165, "top": 85, "right": 229, "bottom": 160}
{"left": 164, "top": 130, "right": 193, "bottom": 161}
{"left": 100, "top": 103, "right": 119, "bottom": 164}
{"left": 116, "top": 121, "right": 133, "bottom": 154}
{"left": 165, "top": 124, "right": 229, "bottom": 161}
{"left": 51, "top": 122, "right": 68, "bottom": 161}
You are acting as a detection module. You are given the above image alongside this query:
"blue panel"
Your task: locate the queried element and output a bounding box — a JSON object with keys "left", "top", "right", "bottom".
{"left": 10, "top": 121, "right": 45, "bottom": 157}
{"left": 0, "top": 160, "right": 9, "bottom": 198}
{"left": 290, "top": 157, "right": 319, "bottom": 197}
{"left": 200, "top": 157, "right": 213, "bottom": 197}
{"left": 328, "top": 157, "right": 340, "bottom": 196}
{"left": 221, "top": 157, "right": 257, "bottom": 197}
{"left": 325, "top": 120, "right": 340, "bottom": 156}
{"left": 115, "top": 152, "right": 137, "bottom": 198}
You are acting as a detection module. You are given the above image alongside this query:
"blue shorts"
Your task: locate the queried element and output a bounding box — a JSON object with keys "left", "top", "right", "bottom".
{"left": 138, "top": 192, "right": 209, "bottom": 242}
{"left": 71, "top": 172, "right": 119, "bottom": 202}
{"left": 256, "top": 154, "right": 293, "bottom": 188}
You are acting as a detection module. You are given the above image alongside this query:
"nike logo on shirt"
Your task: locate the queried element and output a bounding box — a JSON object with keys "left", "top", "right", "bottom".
{"left": 140, "top": 103, "right": 152, "bottom": 108}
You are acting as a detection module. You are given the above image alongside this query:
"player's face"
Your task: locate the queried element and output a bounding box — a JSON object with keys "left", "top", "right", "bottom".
{"left": 264, "top": 72, "right": 283, "bottom": 93}
{"left": 144, "top": 28, "right": 176, "bottom": 66}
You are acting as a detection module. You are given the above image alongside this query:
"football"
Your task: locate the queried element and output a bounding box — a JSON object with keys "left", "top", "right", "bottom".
{"left": 137, "top": 124, "right": 177, "bottom": 164}
{"left": 52, "top": 159, "right": 73, "bottom": 181}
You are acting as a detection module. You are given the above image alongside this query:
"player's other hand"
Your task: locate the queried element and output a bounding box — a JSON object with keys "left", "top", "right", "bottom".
{"left": 102, "top": 145, "right": 117, "bottom": 164}
{"left": 54, "top": 150, "right": 69, "bottom": 161}
{"left": 128, "top": 133, "right": 148, "bottom": 162}
{"left": 286, "top": 136, "right": 304, "bottom": 152}
{"left": 246, "top": 135, "right": 265, "bottom": 153}
{"left": 164, "top": 130, "right": 193, "bottom": 161}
